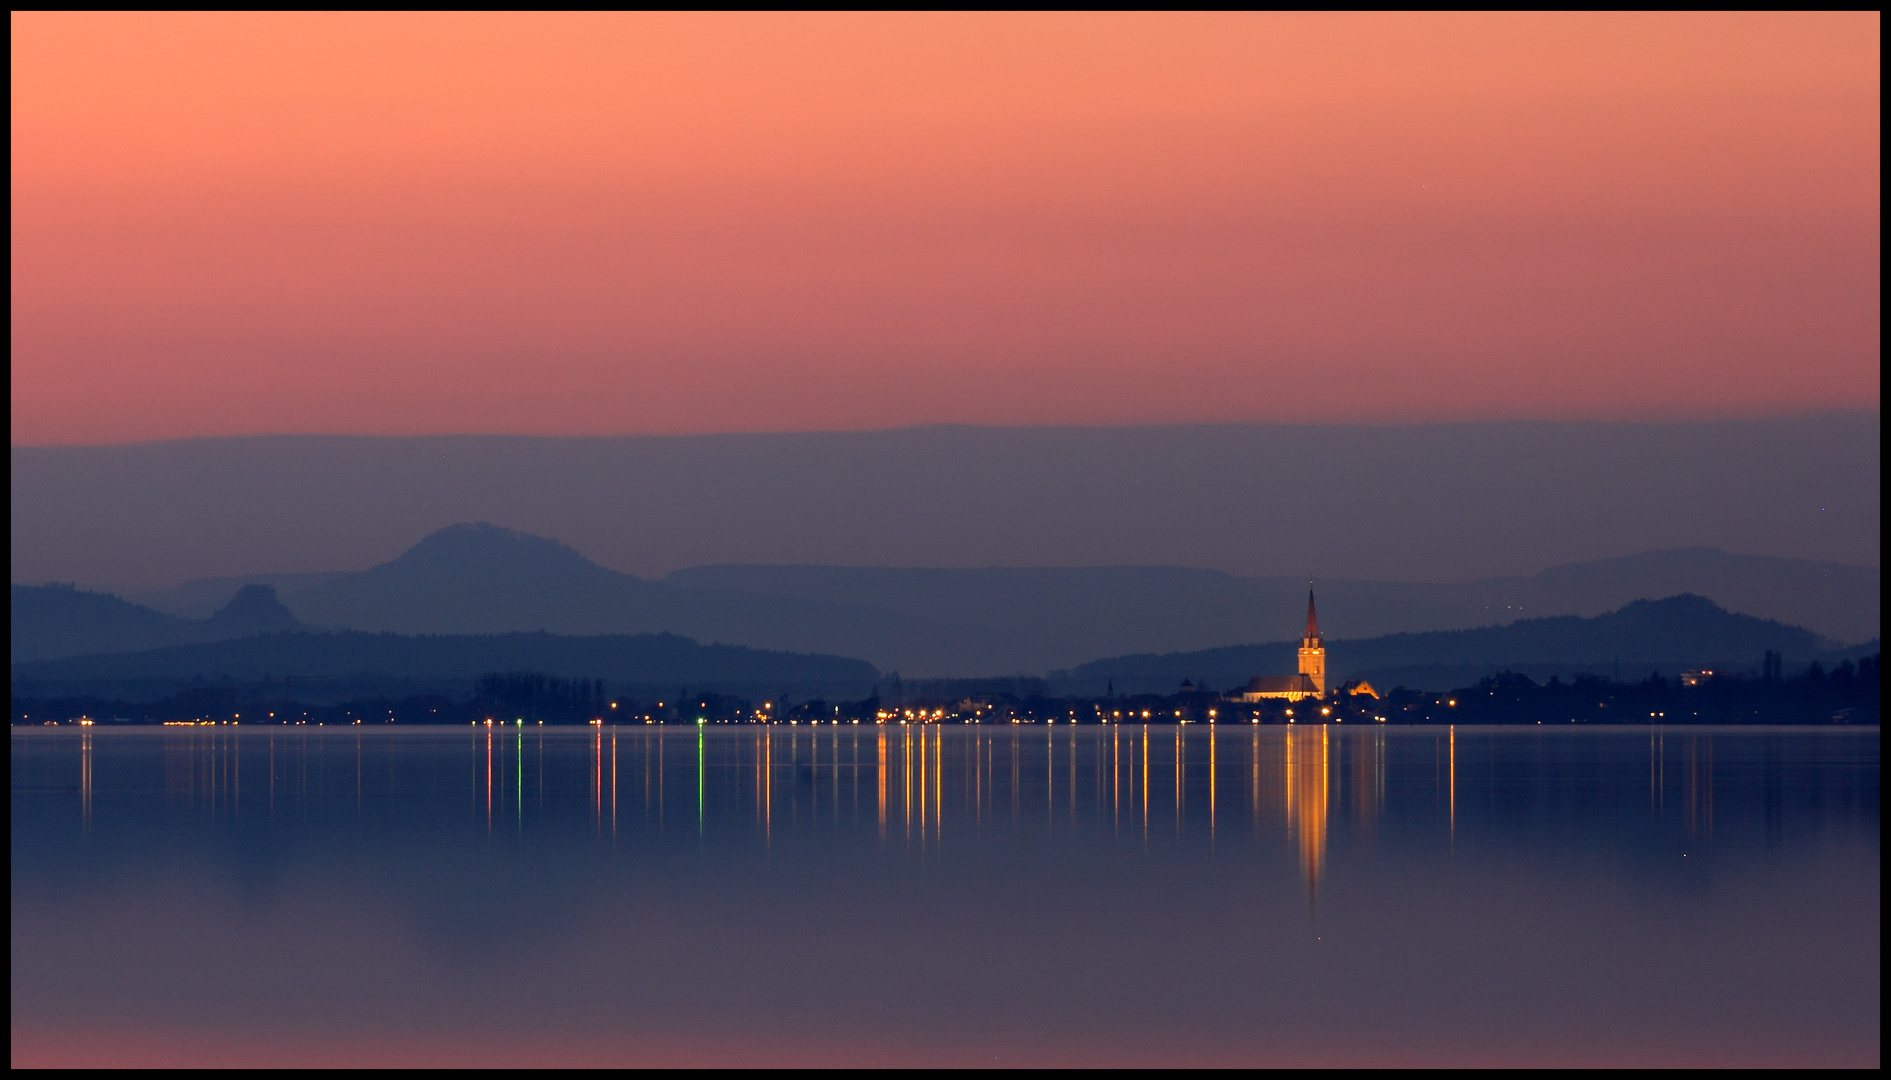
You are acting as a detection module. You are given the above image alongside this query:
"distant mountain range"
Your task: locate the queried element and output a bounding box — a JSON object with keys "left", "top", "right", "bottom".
{"left": 13, "top": 522, "right": 1880, "bottom": 676}
{"left": 12, "top": 591, "right": 1871, "bottom": 702}
{"left": 11, "top": 582, "right": 301, "bottom": 664}
{"left": 1054, "top": 594, "right": 1872, "bottom": 696}
{"left": 15, "top": 419, "right": 1879, "bottom": 603}
{"left": 661, "top": 549, "right": 1879, "bottom": 669}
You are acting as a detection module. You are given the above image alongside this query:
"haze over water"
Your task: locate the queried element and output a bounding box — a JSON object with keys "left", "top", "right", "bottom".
{"left": 11, "top": 725, "right": 1878, "bottom": 1067}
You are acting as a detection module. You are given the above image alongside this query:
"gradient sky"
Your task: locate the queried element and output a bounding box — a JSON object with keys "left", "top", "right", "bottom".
{"left": 11, "top": 12, "right": 1880, "bottom": 444}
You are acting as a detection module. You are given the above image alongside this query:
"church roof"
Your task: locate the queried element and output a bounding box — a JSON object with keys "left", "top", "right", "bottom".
{"left": 1245, "top": 675, "right": 1317, "bottom": 693}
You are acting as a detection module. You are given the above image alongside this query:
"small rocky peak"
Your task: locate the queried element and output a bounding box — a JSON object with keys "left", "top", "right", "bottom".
{"left": 204, "top": 584, "right": 303, "bottom": 635}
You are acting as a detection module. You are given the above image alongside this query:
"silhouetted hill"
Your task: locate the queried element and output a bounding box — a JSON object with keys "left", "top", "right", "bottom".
{"left": 10, "top": 629, "right": 879, "bottom": 702}
{"left": 17, "top": 520, "right": 1879, "bottom": 675}
{"left": 202, "top": 584, "right": 302, "bottom": 637}
{"left": 287, "top": 523, "right": 670, "bottom": 634}
{"left": 10, "top": 582, "right": 307, "bottom": 664}
{"left": 1506, "top": 548, "right": 1878, "bottom": 642}
{"left": 1057, "top": 595, "right": 1854, "bottom": 694}
{"left": 11, "top": 584, "right": 195, "bottom": 663}
{"left": 274, "top": 523, "right": 954, "bottom": 666}
{"left": 128, "top": 571, "right": 348, "bottom": 619}
{"left": 56, "top": 527, "right": 1879, "bottom": 675}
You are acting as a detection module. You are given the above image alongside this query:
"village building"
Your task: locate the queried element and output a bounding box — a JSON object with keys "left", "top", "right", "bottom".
{"left": 1239, "top": 591, "right": 1329, "bottom": 702}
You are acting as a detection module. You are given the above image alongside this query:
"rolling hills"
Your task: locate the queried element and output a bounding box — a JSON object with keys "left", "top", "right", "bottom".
{"left": 1056, "top": 594, "right": 1864, "bottom": 695}
{"left": 16, "top": 523, "right": 1879, "bottom": 677}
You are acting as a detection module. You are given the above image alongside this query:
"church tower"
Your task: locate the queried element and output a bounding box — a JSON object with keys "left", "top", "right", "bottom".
{"left": 1298, "top": 589, "right": 1326, "bottom": 695}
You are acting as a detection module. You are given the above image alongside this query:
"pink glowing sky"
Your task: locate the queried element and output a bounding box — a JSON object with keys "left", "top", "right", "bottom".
{"left": 10, "top": 12, "right": 1880, "bottom": 444}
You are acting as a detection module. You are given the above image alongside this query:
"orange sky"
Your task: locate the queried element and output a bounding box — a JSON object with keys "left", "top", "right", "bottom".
{"left": 11, "top": 12, "right": 1880, "bottom": 444}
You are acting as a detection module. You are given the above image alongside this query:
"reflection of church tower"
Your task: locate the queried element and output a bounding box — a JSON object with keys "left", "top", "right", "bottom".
{"left": 1298, "top": 589, "right": 1326, "bottom": 696}
{"left": 1284, "top": 726, "right": 1330, "bottom": 916}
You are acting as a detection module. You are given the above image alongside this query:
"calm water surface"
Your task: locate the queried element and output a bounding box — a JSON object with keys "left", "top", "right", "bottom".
{"left": 11, "top": 725, "right": 1879, "bottom": 1066}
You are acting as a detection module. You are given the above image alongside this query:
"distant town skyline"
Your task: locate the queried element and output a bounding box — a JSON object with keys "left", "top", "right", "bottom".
{"left": 11, "top": 12, "right": 1879, "bottom": 445}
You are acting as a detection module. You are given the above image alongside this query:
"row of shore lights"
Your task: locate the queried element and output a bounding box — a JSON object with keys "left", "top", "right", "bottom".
{"left": 464, "top": 701, "right": 1390, "bottom": 726}
{"left": 47, "top": 701, "right": 1386, "bottom": 728}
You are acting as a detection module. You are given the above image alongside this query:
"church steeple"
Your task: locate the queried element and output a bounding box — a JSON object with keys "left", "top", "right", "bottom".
{"left": 1298, "top": 587, "right": 1326, "bottom": 696}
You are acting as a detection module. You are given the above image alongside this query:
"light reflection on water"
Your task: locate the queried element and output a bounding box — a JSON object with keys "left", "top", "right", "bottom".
{"left": 11, "top": 725, "right": 1880, "bottom": 1067}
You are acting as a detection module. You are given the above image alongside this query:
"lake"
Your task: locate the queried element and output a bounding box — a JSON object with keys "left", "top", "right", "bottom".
{"left": 10, "top": 724, "right": 1879, "bottom": 1066}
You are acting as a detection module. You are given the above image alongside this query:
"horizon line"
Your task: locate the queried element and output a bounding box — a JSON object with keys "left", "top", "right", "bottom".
{"left": 10, "top": 409, "right": 1880, "bottom": 451}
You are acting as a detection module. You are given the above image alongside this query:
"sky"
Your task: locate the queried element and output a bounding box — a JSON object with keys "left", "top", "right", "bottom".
{"left": 10, "top": 12, "right": 1881, "bottom": 445}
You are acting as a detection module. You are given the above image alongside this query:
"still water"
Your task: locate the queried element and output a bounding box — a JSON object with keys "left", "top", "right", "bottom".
{"left": 11, "top": 725, "right": 1879, "bottom": 1067}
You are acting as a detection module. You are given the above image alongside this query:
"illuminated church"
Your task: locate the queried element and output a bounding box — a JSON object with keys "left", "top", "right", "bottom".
{"left": 1238, "top": 590, "right": 1329, "bottom": 702}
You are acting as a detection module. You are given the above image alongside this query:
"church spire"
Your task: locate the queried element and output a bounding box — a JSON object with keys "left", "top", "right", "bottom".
{"left": 1298, "top": 587, "right": 1327, "bottom": 696}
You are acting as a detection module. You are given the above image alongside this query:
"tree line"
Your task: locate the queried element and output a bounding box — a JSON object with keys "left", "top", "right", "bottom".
{"left": 12, "top": 656, "right": 1878, "bottom": 726}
